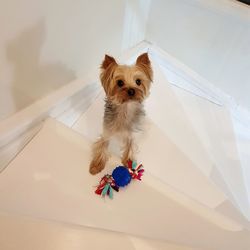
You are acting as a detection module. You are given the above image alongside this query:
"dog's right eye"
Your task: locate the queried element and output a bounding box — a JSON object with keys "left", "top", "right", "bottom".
{"left": 117, "top": 80, "right": 124, "bottom": 87}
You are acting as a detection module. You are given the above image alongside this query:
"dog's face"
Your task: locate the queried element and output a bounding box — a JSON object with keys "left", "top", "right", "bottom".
{"left": 100, "top": 53, "right": 153, "bottom": 104}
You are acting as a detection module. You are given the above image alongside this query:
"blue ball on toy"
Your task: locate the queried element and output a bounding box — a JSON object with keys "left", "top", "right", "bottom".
{"left": 112, "top": 166, "right": 132, "bottom": 187}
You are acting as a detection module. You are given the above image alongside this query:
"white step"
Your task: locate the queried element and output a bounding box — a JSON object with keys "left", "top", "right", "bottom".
{"left": 147, "top": 55, "right": 249, "bottom": 221}
{"left": 171, "top": 85, "right": 250, "bottom": 220}
{"left": 72, "top": 89, "right": 250, "bottom": 229}
{"left": 0, "top": 212, "right": 201, "bottom": 250}
{"left": 0, "top": 123, "right": 42, "bottom": 173}
{"left": 149, "top": 49, "right": 250, "bottom": 220}
{"left": 0, "top": 119, "right": 249, "bottom": 250}
{"left": 232, "top": 117, "right": 250, "bottom": 204}
{"left": 71, "top": 57, "right": 250, "bottom": 225}
{"left": 73, "top": 92, "right": 226, "bottom": 209}
{"left": 145, "top": 60, "right": 214, "bottom": 177}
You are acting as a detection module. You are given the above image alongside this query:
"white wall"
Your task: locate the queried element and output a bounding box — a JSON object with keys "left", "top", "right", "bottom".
{"left": 122, "top": 0, "right": 151, "bottom": 50}
{"left": 0, "top": 0, "right": 128, "bottom": 121}
{"left": 5, "top": 0, "right": 249, "bottom": 121}
{"left": 146, "top": 0, "right": 250, "bottom": 110}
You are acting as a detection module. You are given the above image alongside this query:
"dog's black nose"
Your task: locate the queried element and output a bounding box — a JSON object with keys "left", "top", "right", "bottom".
{"left": 127, "top": 88, "right": 135, "bottom": 96}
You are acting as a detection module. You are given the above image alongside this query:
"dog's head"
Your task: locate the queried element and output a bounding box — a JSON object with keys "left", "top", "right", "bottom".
{"left": 100, "top": 53, "right": 153, "bottom": 104}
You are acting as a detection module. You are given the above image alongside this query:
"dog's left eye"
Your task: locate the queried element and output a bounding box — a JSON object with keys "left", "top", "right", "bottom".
{"left": 135, "top": 79, "right": 141, "bottom": 86}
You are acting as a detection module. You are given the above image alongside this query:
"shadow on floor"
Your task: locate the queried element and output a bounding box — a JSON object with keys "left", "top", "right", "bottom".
{"left": 6, "top": 19, "right": 75, "bottom": 114}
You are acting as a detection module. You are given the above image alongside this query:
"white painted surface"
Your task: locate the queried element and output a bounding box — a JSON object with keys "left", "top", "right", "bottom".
{"left": 0, "top": 42, "right": 150, "bottom": 176}
{"left": 0, "top": 42, "right": 149, "bottom": 146}
{"left": 72, "top": 58, "right": 228, "bottom": 209}
{"left": 148, "top": 45, "right": 250, "bottom": 220}
{"left": 0, "top": 123, "right": 42, "bottom": 172}
{"left": 0, "top": 0, "right": 128, "bottom": 120}
{"left": 71, "top": 56, "right": 250, "bottom": 219}
{"left": 172, "top": 83, "right": 250, "bottom": 220}
{"left": 0, "top": 119, "right": 249, "bottom": 250}
{"left": 232, "top": 116, "right": 250, "bottom": 205}
{"left": 122, "top": 0, "right": 151, "bottom": 50}
{"left": 145, "top": 60, "right": 214, "bottom": 177}
{"left": 146, "top": 0, "right": 250, "bottom": 110}
{"left": 0, "top": 213, "right": 205, "bottom": 250}
{"left": 72, "top": 92, "right": 227, "bottom": 209}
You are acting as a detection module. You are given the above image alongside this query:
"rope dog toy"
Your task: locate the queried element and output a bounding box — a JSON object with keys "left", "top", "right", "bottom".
{"left": 95, "top": 160, "right": 144, "bottom": 199}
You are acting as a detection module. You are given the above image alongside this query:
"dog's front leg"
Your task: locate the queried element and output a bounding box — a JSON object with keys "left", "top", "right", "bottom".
{"left": 121, "top": 135, "right": 136, "bottom": 166}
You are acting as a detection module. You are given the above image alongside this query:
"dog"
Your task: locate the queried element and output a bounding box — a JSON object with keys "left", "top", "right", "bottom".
{"left": 89, "top": 52, "right": 153, "bottom": 175}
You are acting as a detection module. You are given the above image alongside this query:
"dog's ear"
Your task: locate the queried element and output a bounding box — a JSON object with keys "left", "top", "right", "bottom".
{"left": 101, "top": 54, "right": 117, "bottom": 70}
{"left": 100, "top": 55, "right": 117, "bottom": 96}
{"left": 136, "top": 53, "right": 150, "bottom": 66}
{"left": 136, "top": 53, "right": 153, "bottom": 81}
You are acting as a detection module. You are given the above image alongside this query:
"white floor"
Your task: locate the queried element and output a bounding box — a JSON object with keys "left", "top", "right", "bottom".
{"left": 1, "top": 119, "right": 250, "bottom": 250}
{"left": 0, "top": 46, "right": 250, "bottom": 250}
{"left": 71, "top": 58, "right": 250, "bottom": 222}
{"left": 0, "top": 212, "right": 205, "bottom": 250}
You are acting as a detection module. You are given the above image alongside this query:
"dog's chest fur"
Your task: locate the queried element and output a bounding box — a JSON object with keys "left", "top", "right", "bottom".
{"left": 104, "top": 99, "right": 145, "bottom": 133}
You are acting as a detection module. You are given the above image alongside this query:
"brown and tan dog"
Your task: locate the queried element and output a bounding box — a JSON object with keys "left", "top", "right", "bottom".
{"left": 89, "top": 53, "right": 153, "bottom": 175}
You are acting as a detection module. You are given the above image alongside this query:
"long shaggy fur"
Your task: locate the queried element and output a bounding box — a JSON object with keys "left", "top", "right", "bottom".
{"left": 89, "top": 53, "right": 153, "bottom": 175}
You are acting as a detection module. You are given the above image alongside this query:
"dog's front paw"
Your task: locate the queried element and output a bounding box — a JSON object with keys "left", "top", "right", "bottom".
{"left": 122, "top": 158, "right": 135, "bottom": 167}
{"left": 89, "top": 159, "right": 106, "bottom": 175}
